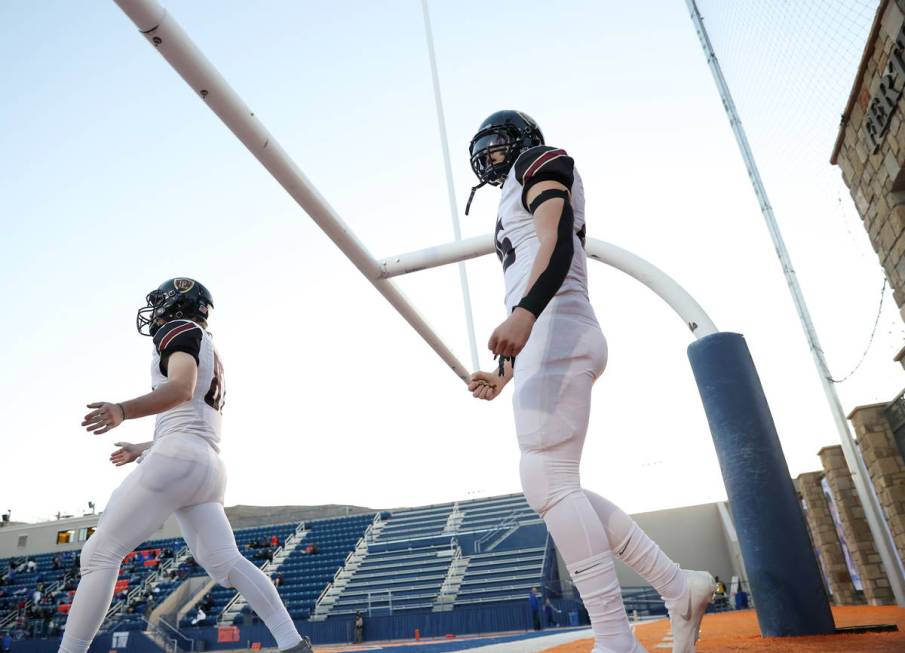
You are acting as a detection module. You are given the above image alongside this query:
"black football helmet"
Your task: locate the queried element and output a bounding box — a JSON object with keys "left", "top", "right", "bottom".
{"left": 136, "top": 277, "right": 214, "bottom": 336}
{"left": 465, "top": 110, "right": 544, "bottom": 214}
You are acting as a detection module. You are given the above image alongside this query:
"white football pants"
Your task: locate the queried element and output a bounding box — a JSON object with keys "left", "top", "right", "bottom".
{"left": 514, "top": 301, "right": 685, "bottom": 653}
{"left": 59, "top": 436, "right": 301, "bottom": 653}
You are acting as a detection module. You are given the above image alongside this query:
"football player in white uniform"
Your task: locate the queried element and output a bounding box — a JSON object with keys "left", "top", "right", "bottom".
{"left": 465, "top": 112, "right": 715, "bottom": 653}
{"left": 65, "top": 279, "right": 312, "bottom": 653}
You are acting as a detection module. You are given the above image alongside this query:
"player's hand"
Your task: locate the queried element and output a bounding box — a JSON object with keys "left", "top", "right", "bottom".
{"left": 488, "top": 308, "right": 536, "bottom": 358}
{"left": 110, "top": 442, "right": 142, "bottom": 466}
{"left": 467, "top": 371, "right": 506, "bottom": 401}
{"left": 82, "top": 402, "right": 125, "bottom": 435}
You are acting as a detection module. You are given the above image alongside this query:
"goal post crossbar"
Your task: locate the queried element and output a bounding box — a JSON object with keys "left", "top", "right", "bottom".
{"left": 379, "top": 235, "right": 718, "bottom": 339}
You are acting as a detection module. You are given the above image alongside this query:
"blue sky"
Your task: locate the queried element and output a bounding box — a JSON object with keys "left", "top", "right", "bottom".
{"left": 0, "top": 1, "right": 897, "bottom": 523}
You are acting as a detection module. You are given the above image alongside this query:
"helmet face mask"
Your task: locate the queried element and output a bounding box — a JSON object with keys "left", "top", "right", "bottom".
{"left": 136, "top": 278, "right": 214, "bottom": 336}
{"left": 469, "top": 127, "right": 522, "bottom": 187}
{"left": 465, "top": 110, "right": 544, "bottom": 214}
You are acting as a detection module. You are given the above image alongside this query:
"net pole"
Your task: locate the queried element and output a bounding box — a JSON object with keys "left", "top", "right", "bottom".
{"left": 685, "top": 0, "right": 905, "bottom": 606}
{"left": 420, "top": 0, "right": 481, "bottom": 371}
{"left": 113, "top": 0, "right": 471, "bottom": 383}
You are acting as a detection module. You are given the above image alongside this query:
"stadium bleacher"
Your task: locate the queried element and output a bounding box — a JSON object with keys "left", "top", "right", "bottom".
{"left": 1, "top": 493, "right": 650, "bottom": 646}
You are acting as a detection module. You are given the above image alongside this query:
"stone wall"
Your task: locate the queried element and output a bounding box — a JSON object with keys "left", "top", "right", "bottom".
{"left": 850, "top": 404, "right": 905, "bottom": 565}
{"left": 818, "top": 445, "right": 895, "bottom": 604}
{"left": 795, "top": 471, "right": 860, "bottom": 604}
{"left": 832, "top": 0, "right": 905, "bottom": 320}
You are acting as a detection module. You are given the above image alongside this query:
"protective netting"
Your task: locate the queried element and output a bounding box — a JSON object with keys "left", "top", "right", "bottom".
{"left": 692, "top": 0, "right": 904, "bottom": 385}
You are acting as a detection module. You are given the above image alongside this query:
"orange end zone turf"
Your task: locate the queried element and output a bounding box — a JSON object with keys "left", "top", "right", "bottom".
{"left": 541, "top": 606, "right": 905, "bottom": 653}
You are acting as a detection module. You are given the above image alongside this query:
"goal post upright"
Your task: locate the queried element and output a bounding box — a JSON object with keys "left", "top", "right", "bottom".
{"left": 112, "top": 0, "right": 471, "bottom": 382}
{"left": 111, "top": 3, "right": 855, "bottom": 631}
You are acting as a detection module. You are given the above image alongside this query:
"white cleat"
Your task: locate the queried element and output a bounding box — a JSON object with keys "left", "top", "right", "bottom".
{"left": 666, "top": 570, "right": 715, "bottom": 653}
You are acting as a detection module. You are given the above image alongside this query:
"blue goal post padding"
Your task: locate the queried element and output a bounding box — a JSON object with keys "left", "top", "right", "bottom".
{"left": 687, "top": 332, "right": 835, "bottom": 637}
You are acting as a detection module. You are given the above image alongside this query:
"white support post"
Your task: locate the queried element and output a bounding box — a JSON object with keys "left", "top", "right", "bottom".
{"left": 113, "top": 0, "right": 471, "bottom": 382}
{"left": 379, "top": 235, "right": 718, "bottom": 339}
{"left": 420, "top": 0, "right": 481, "bottom": 371}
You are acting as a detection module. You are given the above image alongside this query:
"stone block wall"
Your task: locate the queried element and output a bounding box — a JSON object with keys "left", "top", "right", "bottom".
{"left": 850, "top": 404, "right": 905, "bottom": 565}
{"left": 794, "top": 471, "right": 859, "bottom": 604}
{"left": 832, "top": 0, "right": 905, "bottom": 321}
{"left": 818, "top": 445, "right": 895, "bottom": 604}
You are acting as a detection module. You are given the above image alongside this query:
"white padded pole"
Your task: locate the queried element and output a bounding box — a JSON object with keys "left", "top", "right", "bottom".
{"left": 379, "top": 235, "right": 717, "bottom": 339}
{"left": 113, "top": 0, "right": 471, "bottom": 382}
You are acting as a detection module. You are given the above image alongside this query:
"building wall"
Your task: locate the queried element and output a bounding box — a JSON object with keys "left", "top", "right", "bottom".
{"left": 613, "top": 502, "right": 739, "bottom": 589}
{"left": 818, "top": 445, "right": 895, "bottom": 604}
{"left": 794, "top": 471, "right": 859, "bottom": 604}
{"left": 833, "top": 0, "right": 905, "bottom": 320}
{"left": 0, "top": 514, "right": 182, "bottom": 559}
{"left": 850, "top": 403, "right": 905, "bottom": 566}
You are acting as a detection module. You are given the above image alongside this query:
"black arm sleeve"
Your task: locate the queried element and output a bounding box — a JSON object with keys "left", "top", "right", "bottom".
{"left": 514, "top": 146, "right": 575, "bottom": 212}
{"left": 153, "top": 320, "right": 202, "bottom": 376}
{"left": 516, "top": 188, "right": 574, "bottom": 318}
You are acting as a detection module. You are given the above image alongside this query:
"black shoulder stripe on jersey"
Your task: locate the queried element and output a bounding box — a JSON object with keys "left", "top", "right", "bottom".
{"left": 514, "top": 146, "right": 575, "bottom": 211}
{"left": 153, "top": 320, "right": 202, "bottom": 376}
{"left": 516, "top": 192, "right": 575, "bottom": 318}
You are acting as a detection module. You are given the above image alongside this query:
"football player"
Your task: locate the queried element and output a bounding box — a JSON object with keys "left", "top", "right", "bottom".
{"left": 465, "top": 111, "right": 715, "bottom": 653}
{"left": 63, "top": 279, "right": 312, "bottom": 653}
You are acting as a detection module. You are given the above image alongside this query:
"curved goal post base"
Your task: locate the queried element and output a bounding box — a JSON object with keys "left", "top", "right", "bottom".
{"left": 688, "top": 332, "right": 835, "bottom": 636}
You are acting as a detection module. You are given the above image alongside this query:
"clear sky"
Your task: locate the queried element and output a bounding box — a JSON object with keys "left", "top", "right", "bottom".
{"left": 1, "top": 1, "right": 899, "bottom": 524}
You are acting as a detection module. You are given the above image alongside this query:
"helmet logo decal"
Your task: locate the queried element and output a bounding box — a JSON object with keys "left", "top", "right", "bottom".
{"left": 173, "top": 278, "right": 195, "bottom": 293}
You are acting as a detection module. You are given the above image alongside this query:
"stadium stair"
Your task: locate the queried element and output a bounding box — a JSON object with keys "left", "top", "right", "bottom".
{"left": 431, "top": 546, "right": 469, "bottom": 611}
{"left": 217, "top": 521, "right": 309, "bottom": 625}
{"left": 309, "top": 514, "right": 384, "bottom": 621}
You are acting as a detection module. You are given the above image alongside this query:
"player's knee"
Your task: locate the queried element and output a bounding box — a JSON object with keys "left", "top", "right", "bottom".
{"left": 195, "top": 545, "right": 243, "bottom": 587}
{"left": 80, "top": 532, "right": 128, "bottom": 575}
{"left": 520, "top": 452, "right": 581, "bottom": 517}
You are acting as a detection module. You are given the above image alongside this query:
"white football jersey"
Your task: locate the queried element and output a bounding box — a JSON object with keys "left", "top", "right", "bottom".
{"left": 495, "top": 146, "right": 591, "bottom": 316}
{"left": 150, "top": 319, "right": 225, "bottom": 451}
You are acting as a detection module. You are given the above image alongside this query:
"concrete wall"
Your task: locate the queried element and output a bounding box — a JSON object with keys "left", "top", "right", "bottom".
{"left": 613, "top": 502, "right": 738, "bottom": 588}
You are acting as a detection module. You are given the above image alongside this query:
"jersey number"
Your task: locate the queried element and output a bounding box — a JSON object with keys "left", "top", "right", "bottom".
{"left": 204, "top": 352, "right": 226, "bottom": 413}
{"left": 495, "top": 217, "right": 515, "bottom": 272}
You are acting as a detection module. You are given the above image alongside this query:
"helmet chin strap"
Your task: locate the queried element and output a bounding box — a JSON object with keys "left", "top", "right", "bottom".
{"left": 464, "top": 180, "right": 487, "bottom": 216}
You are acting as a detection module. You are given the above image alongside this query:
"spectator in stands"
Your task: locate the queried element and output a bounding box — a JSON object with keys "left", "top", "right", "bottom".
{"left": 544, "top": 597, "right": 561, "bottom": 628}
{"left": 1, "top": 631, "right": 10, "bottom": 653}
{"left": 270, "top": 535, "right": 280, "bottom": 548}
{"left": 25, "top": 560, "right": 36, "bottom": 573}
{"left": 272, "top": 573, "right": 284, "bottom": 588}
{"left": 52, "top": 554, "right": 63, "bottom": 570}
{"left": 528, "top": 588, "right": 541, "bottom": 631}
{"left": 191, "top": 607, "right": 206, "bottom": 626}
{"left": 353, "top": 611, "right": 364, "bottom": 644}
{"left": 32, "top": 588, "right": 41, "bottom": 606}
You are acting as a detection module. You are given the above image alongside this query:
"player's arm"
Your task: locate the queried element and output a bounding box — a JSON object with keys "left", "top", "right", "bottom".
{"left": 82, "top": 322, "right": 201, "bottom": 435}
{"left": 515, "top": 147, "right": 576, "bottom": 318}
{"left": 488, "top": 147, "right": 575, "bottom": 359}
{"left": 82, "top": 353, "right": 198, "bottom": 434}
{"left": 467, "top": 359, "right": 514, "bottom": 402}
{"left": 109, "top": 441, "right": 153, "bottom": 466}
